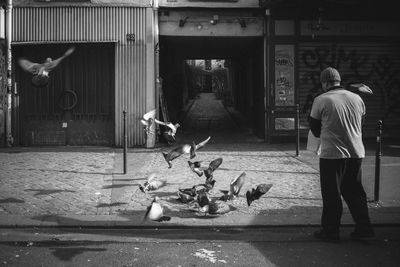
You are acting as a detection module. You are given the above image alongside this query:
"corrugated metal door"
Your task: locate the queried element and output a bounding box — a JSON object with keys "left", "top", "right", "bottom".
{"left": 298, "top": 42, "right": 400, "bottom": 138}
{"left": 14, "top": 43, "right": 115, "bottom": 146}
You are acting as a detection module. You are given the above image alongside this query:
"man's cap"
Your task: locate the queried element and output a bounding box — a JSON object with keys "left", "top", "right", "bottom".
{"left": 320, "top": 67, "right": 341, "bottom": 83}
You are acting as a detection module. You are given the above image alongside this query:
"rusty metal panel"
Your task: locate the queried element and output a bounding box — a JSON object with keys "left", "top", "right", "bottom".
{"left": 12, "top": 6, "right": 147, "bottom": 45}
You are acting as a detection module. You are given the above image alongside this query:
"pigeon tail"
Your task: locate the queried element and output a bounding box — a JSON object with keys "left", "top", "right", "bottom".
{"left": 161, "top": 152, "right": 172, "bottom": 168}
{"left": 246, "top": 190, "right": 255, "bottom": 206}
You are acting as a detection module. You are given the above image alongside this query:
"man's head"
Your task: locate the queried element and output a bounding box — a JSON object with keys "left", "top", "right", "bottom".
{"left": 320, "top": 67, "right": 341, "bottom": 91}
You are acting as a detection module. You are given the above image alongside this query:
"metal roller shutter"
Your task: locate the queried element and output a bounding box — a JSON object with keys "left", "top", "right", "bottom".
{"left": 298, "top": 42, "right": 400, "bottom": 139}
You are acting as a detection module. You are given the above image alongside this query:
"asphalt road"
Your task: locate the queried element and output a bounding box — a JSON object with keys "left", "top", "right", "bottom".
{"left": 0, "top": 226, "right": 399, "bottom": 267}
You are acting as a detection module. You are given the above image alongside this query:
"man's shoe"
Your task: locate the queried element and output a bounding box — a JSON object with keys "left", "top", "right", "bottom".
{"left": 350, "top": 230, "right": 375, "bottom": 241}
{"left": 313, "top": 229, "right": 340, "bottom": 242}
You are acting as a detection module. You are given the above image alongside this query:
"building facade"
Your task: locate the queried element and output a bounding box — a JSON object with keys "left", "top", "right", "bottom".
{"left": 1, "top": 0, "right": 399, "bottom": 147}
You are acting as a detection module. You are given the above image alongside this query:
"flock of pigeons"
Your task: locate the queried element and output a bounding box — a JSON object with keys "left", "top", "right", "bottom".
{"left": 139, "top": 110, "right": 273, "bottom": 222}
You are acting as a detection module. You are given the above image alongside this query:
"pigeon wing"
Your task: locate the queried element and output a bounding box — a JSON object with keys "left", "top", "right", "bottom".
{"left": 146, "top": 173, "right": 157, "bottom": 183}
{"left": 208, "top": 157, "right": 223, "bottom": 172}
{"left": 348, "top": 83, "right": 373, "bottom": 95}
{"left": 257, "top": 183, "right": 273, "bottom": 194}
{"left": 164, "top": 145, "right": 188, "bottom": 161}
{"left": 18, "top": 58, "right": 42, "bottom": 75}
{"left": 154, "top": 118, "right": 168, "bottom": 126}
{"left": 195, "top": 136, "right": 211, "bottom": 150}
{"left": 143, "top": 109, "right": 156, "bottom": 121}
{"left": 230, "top": 172, "right": 246, "bottom": 196}
{"left": 43, "top": 46, "right": 75, "bottom": 72}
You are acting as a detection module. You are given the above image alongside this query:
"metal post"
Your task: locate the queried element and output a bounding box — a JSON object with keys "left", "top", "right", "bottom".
{"left": 5, "top": 0, "right": 13, "bottom": 147}
{"left": 374, "top": 120, "right": 382, "bottom": 202}
{"left": 295, "top": 104, "right": 300, "bottom": 156}
{"left": 123, "top": 110, "right": 127, "bottom": 174}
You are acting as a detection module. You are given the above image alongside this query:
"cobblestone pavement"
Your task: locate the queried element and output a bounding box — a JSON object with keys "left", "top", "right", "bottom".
{"left": 1, "top": 141, "right": 399, "bottom": 225}
{"left": 0, "top": 144, "right": 321, "bottom": 218}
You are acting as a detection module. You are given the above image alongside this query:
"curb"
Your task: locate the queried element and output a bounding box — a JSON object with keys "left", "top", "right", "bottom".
{"left": 1, "top": 208, "right": 400, "bottom": 229}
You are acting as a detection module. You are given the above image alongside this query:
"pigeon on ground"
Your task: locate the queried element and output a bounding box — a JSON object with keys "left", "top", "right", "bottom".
{"left": 208, "top": 200, "right": 231, "bottom": 215}
{"left": 139, "top": 173, "right": 166, "bottom": 193}
{"left": 162, "top": 144, "right": 192, "bottom": 168}
{"left": 18, "top": 46, "right": 75, "bottom": 88}
{"left": 143, "top": 196, "right": 171, "bottom": 222}
{"left": 196, "top": 189, "right": 210, "bottom": 214}
{"left": 190, "top": 136, "right": 211, "bottom": 159}
{"left": 154, "top": 118, "right": 181, "bottom": 145}
{"left": 177, "top": 191, "right": 196, "bottom": 204}
{"left": 179, "top": 184, "right": 210, "bottom": 197}
{"left": 140, "top": 109, "right": 157, "bottom": 135}
{"left": 347, "top": 83, "right": 373, "bottom": 95}
{"left": 204, "top": 157, "right": 223, "bottom": 179}
{"left": 246, "top": 183, "right": 273, "bottom": 206}
{"left": 188, "top": 161, "right": 203, "bottom": 177}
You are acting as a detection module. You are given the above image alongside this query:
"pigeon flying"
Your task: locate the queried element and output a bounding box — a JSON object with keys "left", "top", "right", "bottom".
{"left": 154, "top": 118, "right": 181, "bottom": 144}
{"left": 190, "top": 136, "right": 211, "bottom": 159}
{"left": 140, "top": 109, "right": 156, "bottom": 135}
{"left": 347, "top": 83, "right": 373, "bottom": 95}
{"left": 18, "top": 46, "right": 75, "bottom": 88}
{"left": 229, "top": 172, "right": 246, "bottom": 199}
{"left": 143, "top": 196, "right": 171, "bottom": 222}
{"left": 204, "top": 157, "right": 223, "bottom": 179}
{"left": 188, "top": 161, "right": 203, "bottom": 177}
{"left": 246, "top": 183, "right": 273, "bottom": 206}
{"left": 162, "top": 144, "right": 191, "bottom": 168}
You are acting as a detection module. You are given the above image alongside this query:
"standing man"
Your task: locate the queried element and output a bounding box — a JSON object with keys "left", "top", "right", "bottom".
{"left": 309, "top": 67, "right": 374, "bottom": 242}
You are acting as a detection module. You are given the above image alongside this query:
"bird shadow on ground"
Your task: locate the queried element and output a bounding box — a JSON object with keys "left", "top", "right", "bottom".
{"left": 266, "top": 196, "right": 322, "bottom": 201}
{"left": 218, "top": 167, "right": 319, "bottom": 175}
{"left": 110, "top": 178, "right": 143, "bottom": 182}
{"left": 25, "top": 189, "right": 76, "bottom": 196}
{"left": 49, "top": 246, "right": 107, "bottom": 261}
{"left": 14, "top": 168, "right": 114, "bottom": 176}
{"left": 102, "top": 184, "right": 139, "bottom": 189}
{"left": 0, "top": 197, "right": 25, "bottom": 203}
{"left": 96, "top": 202, "right": 128, "bottom": 208}
{"left": 147, "top": 191, "right": 177, "bottom": 198}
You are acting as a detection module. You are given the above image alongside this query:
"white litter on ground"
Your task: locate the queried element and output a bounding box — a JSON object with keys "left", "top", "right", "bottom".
{"left": 192, "top": 248, "right": 228, "bottom": 264}
{"left": 192, "top": 249, "right": 217, "bottom": 263}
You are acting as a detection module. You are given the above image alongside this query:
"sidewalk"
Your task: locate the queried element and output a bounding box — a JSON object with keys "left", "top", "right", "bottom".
{"left": 0, "top": 141, "right": 399, "bottom": 228}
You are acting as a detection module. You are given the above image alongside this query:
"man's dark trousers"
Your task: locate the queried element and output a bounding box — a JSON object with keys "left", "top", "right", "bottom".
{"left": 319, "top": 158, "right": 372, "bottom": 234}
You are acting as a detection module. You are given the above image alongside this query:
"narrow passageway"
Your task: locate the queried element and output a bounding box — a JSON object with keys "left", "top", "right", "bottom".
{"left": 178, "top": 92, "right": 262, "bottom": 144}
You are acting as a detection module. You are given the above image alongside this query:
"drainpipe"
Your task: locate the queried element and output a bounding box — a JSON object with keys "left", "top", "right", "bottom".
{"left": 154, "top": 0, "right": 160, "bottom": 124}
{"left": 5, "top": 0, "right": 12, "bottom": 147}
{"left": 145, "top": 0, "right": 157, "bottom": 148}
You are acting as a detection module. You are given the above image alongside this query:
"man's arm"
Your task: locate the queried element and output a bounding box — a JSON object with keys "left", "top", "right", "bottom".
{"left": 308, "top": 116, "right": 321, "bottom": 137}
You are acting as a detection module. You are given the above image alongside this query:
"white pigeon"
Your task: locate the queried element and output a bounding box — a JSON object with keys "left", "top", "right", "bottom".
{"left": 18, "top": 46, "right": 75, "bottom": 88}
{"left": 140, "top": 109, "right": 156, "bottom": 135}
{"left": 139, "top": 173, "right": 166, "bottom": 193}
{"left": 143, "top": 196, "right": 171, "bottom": 222}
